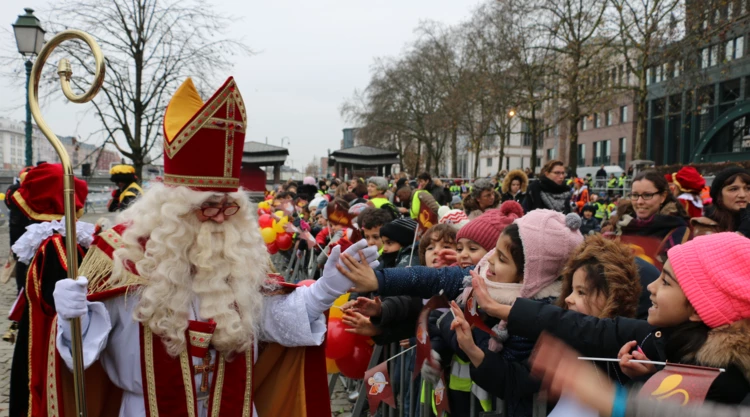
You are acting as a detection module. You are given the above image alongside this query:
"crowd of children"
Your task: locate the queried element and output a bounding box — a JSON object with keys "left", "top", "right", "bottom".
{"left": 264, "top": 163, "right": 750, "bottom": 416}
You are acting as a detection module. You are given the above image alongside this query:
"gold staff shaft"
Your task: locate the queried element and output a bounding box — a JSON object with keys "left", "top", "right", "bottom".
{"left": 29, "top": 29, "right": 106, "bottom": 417}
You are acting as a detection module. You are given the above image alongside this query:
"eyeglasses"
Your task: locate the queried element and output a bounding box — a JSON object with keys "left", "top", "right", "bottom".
{"left": 200, "top": 204, "right": 240, "bottom": 217}
{"left": 629, "top": 192, "right": 659, "bottom": 201}
{"left": 550, "top": 171, "right": 566, "bottom": 176}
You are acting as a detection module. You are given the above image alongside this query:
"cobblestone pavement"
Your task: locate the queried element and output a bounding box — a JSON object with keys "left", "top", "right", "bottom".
{"left": 0, "top": 211, "right": 357, "bottom": 416}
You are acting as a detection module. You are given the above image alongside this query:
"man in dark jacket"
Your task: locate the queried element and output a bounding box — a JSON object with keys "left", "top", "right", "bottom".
{"left": 417, "top": 172, "right": 451, "bottom": 206}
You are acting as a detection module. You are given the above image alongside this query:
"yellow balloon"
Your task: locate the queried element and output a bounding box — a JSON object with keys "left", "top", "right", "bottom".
{"left": 260, "top": 227, "right": 277, "bottom": 244}
{"left": 273, "top": 217, "right": 288, "bottom": 234}
{"left": 333, "top": 293, "right": 350, "bottom": 307}
{"left": 275, "top": 210, "right": 284, "bottom": 218}
{"left": 329, "top": 293, "right": 350, "bottom": 319}
{"left": 326, "top": 357, "right": 340, "bottom": 374}
{"left": 258, "top": 201, "right": 270, "bottom": 210}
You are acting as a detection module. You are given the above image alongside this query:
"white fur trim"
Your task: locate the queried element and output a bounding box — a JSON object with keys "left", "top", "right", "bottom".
{"left": 12, "top": 217, "right": 95, "bottom": 264}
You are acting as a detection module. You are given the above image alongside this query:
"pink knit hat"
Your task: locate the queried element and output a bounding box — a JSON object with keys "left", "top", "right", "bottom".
{"left": 457, "top": 201, "right": 524, "bottom": 251}
{"left": 668, "top": 232, "right": 750, "bottom": 328}
{"left": 515, "top": 210, "right": 584, "bottom": 298}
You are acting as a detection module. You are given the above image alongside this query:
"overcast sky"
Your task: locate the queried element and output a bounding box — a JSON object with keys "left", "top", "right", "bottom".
{"left": 0, "top": 0, "right": 482, "bottom": 171}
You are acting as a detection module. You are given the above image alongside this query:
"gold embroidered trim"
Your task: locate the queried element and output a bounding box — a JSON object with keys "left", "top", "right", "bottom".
{"left": 210, "top": 354, "right": 226, "bottom": 417}
{"left": 52, "top": 238, "right": 68, "bottom": 272}
{"left": 100, "top": 229, "right": 125, "bottom": 252}
{"left": 164, "top": 80, "right": 247, "bottom": 159}
{"left": 188, "top": 331, "right": 212, "bottom": 349}
{"left": 243, "top": 349, "right": 253, "bottom": 417}
{"left": 12, "top": 192, "right": 85, "bottom": 221}
{"left": 179, "top": 350, "right": 197, "bottom": 417}
{"left": 163, "top": 174, "right": 239, "bottom": 188}
{"left": 143, "top": 327, "right": 160, "bottom": 417}
{"left": 223, "top": 100, "right": 236, "bottom": 178}
{"left": 27, "top": 258, "right": 38, "bottom": 416}
{"left": 46, "top": 317, "right": 59, "bottom": 417}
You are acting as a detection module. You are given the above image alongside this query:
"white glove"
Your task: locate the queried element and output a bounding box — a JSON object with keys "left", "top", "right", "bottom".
{"left": 303, "top": 240, "right": 379, "bottom": 319}
{"left": 420, "top": 350, "right": 443, "bottom": 384}
{"left": 53, "top": 277, "right": 90, "bottom": 339}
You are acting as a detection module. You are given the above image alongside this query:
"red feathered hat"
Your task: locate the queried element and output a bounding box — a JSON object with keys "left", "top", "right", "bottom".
{"left": 11, "top": 163, "right": 88, "bottom": 221}
{"left": 667, "top": 166, "right": 705, "bottom": 193}
{"left": 162, "top": 77, "right": 247, "bottom": 192}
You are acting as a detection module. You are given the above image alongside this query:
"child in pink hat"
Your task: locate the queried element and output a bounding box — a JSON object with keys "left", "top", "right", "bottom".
{"left": 467, "top": 232, "right": 750, "bottom": 406}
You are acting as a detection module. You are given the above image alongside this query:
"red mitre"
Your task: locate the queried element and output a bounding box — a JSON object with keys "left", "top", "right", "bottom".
{"left": 162, "top": 77, "right": 247, "bottom": 192}
{"left": 11, "top": 162, "right": 88, "bottom": 221}
{"left": 667, "top": 166, "right": 705, "bottom": 193}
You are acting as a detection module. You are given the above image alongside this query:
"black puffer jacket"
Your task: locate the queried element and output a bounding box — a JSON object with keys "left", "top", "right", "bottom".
{"left": 506, "top": 299, "right": 750, "bottom": 405}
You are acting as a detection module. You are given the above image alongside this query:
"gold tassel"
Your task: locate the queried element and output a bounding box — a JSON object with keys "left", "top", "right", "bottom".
{"left": 79, "top": 245, "right": 114, "bottom": 293}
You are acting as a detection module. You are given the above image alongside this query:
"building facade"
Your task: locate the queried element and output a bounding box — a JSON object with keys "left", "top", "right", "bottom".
{"left": 647, "top": 0, "right": 750, "bottom": 164}
{"left": 0, "top": 117, "right": 124, "bottom": 174}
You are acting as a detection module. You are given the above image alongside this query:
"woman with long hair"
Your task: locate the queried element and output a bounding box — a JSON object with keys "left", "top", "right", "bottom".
{"left": 691, "top": 166, "right": 750, "bottom": 236}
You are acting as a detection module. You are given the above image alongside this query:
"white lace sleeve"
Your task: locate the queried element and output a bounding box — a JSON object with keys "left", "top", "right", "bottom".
{"left": 259, "top": 289, "right": 326, "bottom": 347}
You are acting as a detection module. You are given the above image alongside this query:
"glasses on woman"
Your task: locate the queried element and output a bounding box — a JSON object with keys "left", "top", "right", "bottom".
{"left": 629, "top": 192, "right": 658, "bottom": 201}
{"left": 200, "top": 204, "right": 240, "bottom": 217}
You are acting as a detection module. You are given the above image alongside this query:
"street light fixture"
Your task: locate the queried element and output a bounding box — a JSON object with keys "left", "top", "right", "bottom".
{"left": 508, "top": 109, "right": 516, "bottom": 117}
{"left": 13, "top": 8, "right": 46, "bottom": 167}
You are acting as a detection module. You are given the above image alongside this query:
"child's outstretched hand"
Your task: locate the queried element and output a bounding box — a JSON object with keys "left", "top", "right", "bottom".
{"left": 449, "top": 301, "right": 484, "bottom": 367}
{"left": 342, "top": 311, "right": 382, "bottom": 337}
{"left": 617, "top": 340, "right": 656, "bottom": 379}
{"left": 434, "top": 249, "right": 458, "bottom": 268}
{"left": 352, "top": 296, "right": 383, "bottom": 317}
{"left": 337, "top": 251, "right": 379, "bottom": 293}
{"left": 470, "top": 270, "right": 511, "bottom": 320}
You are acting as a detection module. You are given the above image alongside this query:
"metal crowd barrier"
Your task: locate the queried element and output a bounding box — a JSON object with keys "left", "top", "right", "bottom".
{"left": 333, "top": 342, "right": 548, "bottom": 417}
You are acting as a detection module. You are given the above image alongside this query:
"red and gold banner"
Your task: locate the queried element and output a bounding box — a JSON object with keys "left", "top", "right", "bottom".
{"left": 414, "top": 295, "right": 449, "bottom": 380}
{"left": 364, "top": 361, "right": 396, "bottom": 414}
{"left": 639, "top": 363, "right": 721, "bottom": 406}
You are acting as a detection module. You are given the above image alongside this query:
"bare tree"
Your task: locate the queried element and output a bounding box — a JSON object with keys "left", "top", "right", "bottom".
{"left": 610, "top": 0, "right": 683, "bottom": 160}
{"left": 538, "top": 0, "right": 617, "bottom": 171}
{"left": 47, "top": 0, "right": 251, "bottom": 179}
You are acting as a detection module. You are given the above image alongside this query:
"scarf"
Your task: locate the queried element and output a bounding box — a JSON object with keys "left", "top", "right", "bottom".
{"left": 538, "top": 176, "right": 572, "bottom": 212}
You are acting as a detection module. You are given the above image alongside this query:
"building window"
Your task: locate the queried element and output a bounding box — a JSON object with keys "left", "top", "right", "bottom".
{"left": 547, "top": 148, "right": 556, "bottom": 160}
{"left": 594, "top": 140, "right": 611, "bottom": 165}
{"left": 619, "top": 137, "right": 627, "bottom": 160}
{"left": 743, "top": 0, "right": 748, "bottom": 15}
{"left": 700, "top": 46, "right": 719, "bottom": 68}
{"left": 646, "top": 67, "right": 653, "bottom": 86}
{"left": 594, "top": 113, "right": 601, "bottom": 128}
{"left": 581, "top": 117, "right": 588, "bottom": 131}
{"left": 714, "top": 9, "right": 721, "bottom": 25}
{"left": 655, "top": 65, "right": 663, "bottom": 83}
{"left": 727, "top": 36, "right": 745, "bottom": 61}
{"left": 578, "top": 144, "right": 586, "bottom": 166}
{"left": 620, "top": 106, "right": 629, "bottom": 123}
{"left": 606, "top": 109, "right": 614, "bottom": 126}
{"left": 673, "top": 60, "right": 681, "bottom": 78}
{"left": 486, "top": 157, "right": 493, "bottom": 167}
{"left": 728, "top": 2, "right": 734, "bottom": 19}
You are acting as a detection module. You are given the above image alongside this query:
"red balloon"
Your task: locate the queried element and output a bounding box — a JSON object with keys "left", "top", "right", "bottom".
{"left": 298, "top": 279, "right": 316, "bottom": 287}
{"left": 258, "top": 214, "right": 273, "bottom": 229}
{"left": 266, "top": 241, "right": 279, "bottom": 255}
{"left": 335, "top": 340, "right": 373, "bottom": 379}
{"left": 276, "top": 232, "right": 293, "bottom": 251}
{"left": 325, "top": 318, "right": 357, "bottom": 360}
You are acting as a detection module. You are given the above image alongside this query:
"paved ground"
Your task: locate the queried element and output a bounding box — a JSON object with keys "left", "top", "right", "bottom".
{"left": 0, "top": 210, "right": 356, "bottom": 416}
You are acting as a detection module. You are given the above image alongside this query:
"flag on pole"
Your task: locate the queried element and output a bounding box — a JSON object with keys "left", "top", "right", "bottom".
{"left": 364, "top": 361, "right": 396, "bottom": 414}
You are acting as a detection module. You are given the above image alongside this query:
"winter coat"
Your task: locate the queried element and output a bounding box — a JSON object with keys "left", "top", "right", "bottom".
{"left": 522, "top": 177, "right": 572, "bottom": 214}
{"left": 624, "top": 393, "right": 750, "bottom": 417}
{"left": 505, "top": 299, "right": 750, "bottom": 404}
{"left": 374, "top": 265, "right": 555, "bottom": 417}
{"left": 501, "top": 170, "right": 528, "bottom": 204}
{"left": 615, "top": 202, "right": 692, "bottom": 260}
{"left": 579, "top": 216, "right": 601, "bottom": 235}
{"left": 424, "top": 181, "right": 452, "bottom": 206}
{"left": 462, "top": 190, "right": 502, "bottom": 219}
{"left": 370, "top": 296, "right": 423, "bottom": 345}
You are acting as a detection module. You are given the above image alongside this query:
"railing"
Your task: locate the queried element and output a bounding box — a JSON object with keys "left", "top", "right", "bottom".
{"left": 592, "top": 155, "right": 611, "bottom": 166}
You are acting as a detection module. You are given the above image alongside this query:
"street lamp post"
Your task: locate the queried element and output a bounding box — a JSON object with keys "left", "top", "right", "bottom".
{"left": 13, "top": 8, "right": 46, "bottom": 167}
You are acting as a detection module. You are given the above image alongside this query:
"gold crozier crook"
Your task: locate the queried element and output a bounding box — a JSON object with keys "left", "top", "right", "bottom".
{"left": 29, "top": 30, "right": 106, "bottom": 417}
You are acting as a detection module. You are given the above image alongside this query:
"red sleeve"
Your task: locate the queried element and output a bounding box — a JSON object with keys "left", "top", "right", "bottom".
{"left": 316, "top": 227, "right": 329, "bottom": 245}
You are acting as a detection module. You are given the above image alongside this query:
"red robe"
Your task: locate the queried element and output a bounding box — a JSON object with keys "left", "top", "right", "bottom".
{"left": 26, "top": 224, "right": 331, "bottom": 417}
